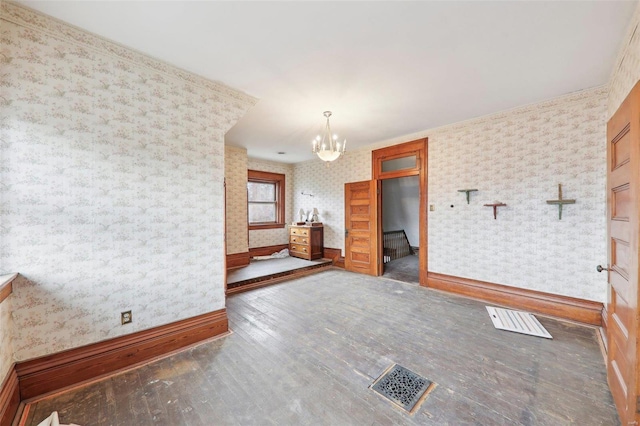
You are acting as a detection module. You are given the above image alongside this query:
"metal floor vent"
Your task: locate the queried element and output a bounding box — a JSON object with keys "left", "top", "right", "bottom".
{"left": 486, "top": 306, "right": 553, "bottom": 339}
{"left": 370, "top": 364, "right": 434, "bottom": 413}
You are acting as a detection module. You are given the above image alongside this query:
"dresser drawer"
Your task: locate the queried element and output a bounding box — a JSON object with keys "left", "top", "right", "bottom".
{"left": 290, "top": 245, "right": 310, "bottom": 255}
{"left": 289, "top": 225, "right": 323, "bottom": 260}
{"left": 289, "top": 235, "right": 309, "bottom": 245}
{"left": 290, "top": 227, "right": 309, "bottom": 237}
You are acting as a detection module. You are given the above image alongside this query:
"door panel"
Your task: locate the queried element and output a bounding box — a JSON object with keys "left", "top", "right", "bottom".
{"left": 606, "top": 81, "right": 640, "bottom": 425}
{"left": 345, "top": 180, "right": 379, "bottom": 276}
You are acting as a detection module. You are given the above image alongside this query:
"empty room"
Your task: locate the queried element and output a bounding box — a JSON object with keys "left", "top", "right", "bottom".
{"left": 2, "top": 1, "right": 640, "bottom": 425}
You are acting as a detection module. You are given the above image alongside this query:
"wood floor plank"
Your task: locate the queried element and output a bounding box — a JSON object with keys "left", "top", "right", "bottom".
{"left": 20, "top": 269, "right": 618, "bottom": 425}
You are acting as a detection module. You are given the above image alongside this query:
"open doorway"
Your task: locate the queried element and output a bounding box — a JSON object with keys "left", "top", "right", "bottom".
{"left": 381, "top": 176, "right": 420, "bottom": 284}
{"left": 370, "top": 138, "right": 427, "bottom": 285}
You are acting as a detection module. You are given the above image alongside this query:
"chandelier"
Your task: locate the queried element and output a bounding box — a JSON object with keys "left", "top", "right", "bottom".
{"left": 312, "top": 111, "right": 346, "bottom": 162}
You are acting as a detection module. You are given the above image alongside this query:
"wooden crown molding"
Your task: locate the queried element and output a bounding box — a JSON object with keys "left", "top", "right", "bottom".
{"left": 16, "top": 309, "right": 228, "bottom": 400}
{"left": 427, "top": 272, "right": 603, "bottom": 326}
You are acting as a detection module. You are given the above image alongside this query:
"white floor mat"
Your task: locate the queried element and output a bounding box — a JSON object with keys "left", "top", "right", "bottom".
{"left": 486, "top": 306, "right": 552, "bottom": 339}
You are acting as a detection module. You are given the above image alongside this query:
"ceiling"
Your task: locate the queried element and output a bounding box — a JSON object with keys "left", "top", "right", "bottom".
{"left": 20, "top": 1, "right": 637, "bottom": 163}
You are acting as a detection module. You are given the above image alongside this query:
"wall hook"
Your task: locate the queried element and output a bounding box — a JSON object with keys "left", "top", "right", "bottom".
{"left": 457, "top": 189, "right": 478, "bottom": 204}
{"left": 483, "top": 202, "right": 507, "bottom": 219}
{"left": 546, "top": 184, "right": 575, "bottom": 220}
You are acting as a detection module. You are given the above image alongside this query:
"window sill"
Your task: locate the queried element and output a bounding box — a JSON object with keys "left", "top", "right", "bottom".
{"left": 0, "top": 273, "right": 18, "bottom": 304}
{"left": 249, "top": 223, "right": 286, "bottom": 231}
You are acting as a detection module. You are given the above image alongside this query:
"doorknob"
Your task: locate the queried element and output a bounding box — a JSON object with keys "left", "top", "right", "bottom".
{"left": 597, "top": 265, "right": 610, "bottom": 273}
{"left": 345, "top": 229, "right": 349, "bottom": 237}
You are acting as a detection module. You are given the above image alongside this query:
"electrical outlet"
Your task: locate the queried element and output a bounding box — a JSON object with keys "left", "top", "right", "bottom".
{"left": 121, "top": 310, "right": 132, "bottom": 325}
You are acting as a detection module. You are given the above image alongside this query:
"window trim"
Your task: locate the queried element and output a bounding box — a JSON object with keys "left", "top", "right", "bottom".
{"left": 247, "top": 169, "right": 285, "bottom": 230}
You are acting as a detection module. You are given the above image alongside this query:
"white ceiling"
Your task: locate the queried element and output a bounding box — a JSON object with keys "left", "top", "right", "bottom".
{"left": 21, "top": 1, "right": 637, "bottom": 163}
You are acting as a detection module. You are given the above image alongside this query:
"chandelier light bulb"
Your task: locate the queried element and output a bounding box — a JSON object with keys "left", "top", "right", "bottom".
{"left": 310, "top": 111, "right": 347, "bottom": 162}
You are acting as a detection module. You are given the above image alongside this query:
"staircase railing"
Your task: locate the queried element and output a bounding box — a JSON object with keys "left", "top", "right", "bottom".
{"left": 383, "top": 229, "right": 414, "bottom": 263}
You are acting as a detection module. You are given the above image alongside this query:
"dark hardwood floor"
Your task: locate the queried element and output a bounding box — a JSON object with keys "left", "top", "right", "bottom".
{"left": 383, "top": 254, "right": 419, "bottom": 284}
{"left": 23, "top": 269, "right": 617, "bottom": 425}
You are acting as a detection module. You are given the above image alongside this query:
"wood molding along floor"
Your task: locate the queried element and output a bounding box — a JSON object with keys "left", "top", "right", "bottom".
{"left": 226, "top": 252, "right": 250, "bottom": 269}
{"left": 323, "top": 247, "right": 345, "bottom": 268}
{"left": 0, "top": 366, "right": 19, "bottom": 426}
{"left": 427, "top": 272, "right": 603, "bottom": 326}
{"left": 248, "top": 244, "right": 288, "bottom": 258}
{"left": 15, "top": 309, "right": 228, "bottom": 401}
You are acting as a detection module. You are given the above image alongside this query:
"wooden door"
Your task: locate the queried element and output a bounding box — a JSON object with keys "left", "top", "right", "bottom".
{"left": 345, "top": 180, "right": 380, "bottom": 276}
{"left": 606, "top": 81, "right": 640, "bottom": 425}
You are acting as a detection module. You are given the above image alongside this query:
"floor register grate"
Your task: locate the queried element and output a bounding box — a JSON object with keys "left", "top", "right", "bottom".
{"left": 370, "top": 364, "right": 435, "bottom": 413}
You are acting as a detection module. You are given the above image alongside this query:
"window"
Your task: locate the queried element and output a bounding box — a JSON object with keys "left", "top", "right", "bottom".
{"left": 247, "top": 170, "right": 285, "bottom": 230}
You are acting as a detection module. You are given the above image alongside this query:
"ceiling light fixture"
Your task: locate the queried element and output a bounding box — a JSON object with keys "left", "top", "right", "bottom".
{"left": 312, "top": 111, "right": 346, "bottom": 162}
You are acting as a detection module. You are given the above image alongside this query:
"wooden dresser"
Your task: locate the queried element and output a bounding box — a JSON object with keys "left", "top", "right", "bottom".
{"left": 289, "top": 224, "right": 323, "bottom": 260}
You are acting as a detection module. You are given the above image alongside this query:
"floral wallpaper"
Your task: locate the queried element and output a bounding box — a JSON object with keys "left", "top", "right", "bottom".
{"left": 0, "top": 296, "right": 14, "bottom": 384}
{"left": 608, "top": 0, "right": 640, "bottom": 118}
{"left": 293, "top": 152, "right": 372, "bottom": 252}
{"left": 247, "top": 158, "right": 294, "bottom": 248}
{"left": 294, "top": 87, "right": 608, "bottom": 302}
{"left": 0, "top": 2, "right": 255, "bottom": 361}
{"left": 223, "top": 150, "right": 296, "bottom": 252}
{"left": 224, "top": 146, "right": 248, "bottom": 255}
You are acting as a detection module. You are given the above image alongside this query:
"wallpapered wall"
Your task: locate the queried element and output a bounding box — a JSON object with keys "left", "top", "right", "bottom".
{"left": 224, "top": 149, "right": 296, "bottom": 252}
{"left": 247, "top": 158, "right": 294, "bottom": 248}
{"left": 0, "top": 298, "right": 14, "bottom": 386}
{"left": 0, "top": 3, "right": 255, "bottom": 362}
{"left": 294, "top": 152, "right": 371, "bottom": 252}
{"left": 608, "top": 0, "right": 640, "bottom": 118}
{"left": 294, "top": 87, "right": 608, "bottom": 302}
{"left": 225, "top": 146, "right": 248, "bottom": 255}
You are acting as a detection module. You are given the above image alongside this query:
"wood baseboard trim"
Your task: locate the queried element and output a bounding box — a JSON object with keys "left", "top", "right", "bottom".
{"left": 249, "top": 244, "right": 288, "bottom": 258}
{"left": 323, "top": 248, "right": 345, "bottom": 268}
{"left": 0, "top": 366, "right": 19, "bottom": 426}
{"left": 600, "top": 306, "right": 608, "bottom": 353}
{"left": 0, "top": 273, "right": 18, "bottom": 305}
{"left": 427, "top": 272, "right": 603, "bottom": 326}
{"left": 15, "top": 309, "right": 228, "bottom": 401}
{"left": 226, "top": 252, "right": 249, "bottom": 269}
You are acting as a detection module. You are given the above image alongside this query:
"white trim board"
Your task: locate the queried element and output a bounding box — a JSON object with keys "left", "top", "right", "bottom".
{"left": 486, "top": 306, "right": 552, "bottom": 339}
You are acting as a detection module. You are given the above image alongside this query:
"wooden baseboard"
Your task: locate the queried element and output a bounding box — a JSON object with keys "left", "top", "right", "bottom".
{"left": 249, "top": 244, "right": 288, "bottom": 258}
{"left": 226, "top": 252, "right": 249, "bottom": 269}
{"left": 0, "top": 366, "right": 19, "bottom": 426}
{"left": 600, "top": 306, "right": 608, "bottom": 353}
{"left": 0, "top": 273, "right": 17, "bottom": 305}
{"left": 427, "top": 272, "right": 603, "bottom": 326}
{"left": 323, "top": 248, "right": 345, "bottom": 268}
{"left": 15, "top": 309, "right": 228, "bottom": 400}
